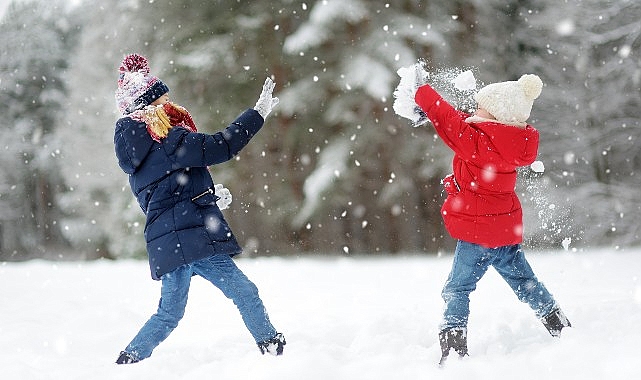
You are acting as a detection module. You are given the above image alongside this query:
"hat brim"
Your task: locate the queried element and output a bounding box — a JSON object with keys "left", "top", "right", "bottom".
{"left": 125, "top": 80, "right": 170, "bottom": 114}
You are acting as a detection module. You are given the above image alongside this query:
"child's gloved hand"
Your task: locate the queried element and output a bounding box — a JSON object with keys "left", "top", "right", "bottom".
{"left": 214, "top": 183, "right": 232, "bottom": 210}
{"left": 393, "top": 61, "right": 430, "bottom": 127}
{"left": 254, "top": 77, "right": 280, "bottom": 119}
{"left": 413, "top": 106, "right": 428, "bottom": 128}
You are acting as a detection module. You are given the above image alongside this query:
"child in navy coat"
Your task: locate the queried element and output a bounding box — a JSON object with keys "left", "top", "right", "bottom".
{"left": 113, "top": 54, "right": 285, "bottom": 364}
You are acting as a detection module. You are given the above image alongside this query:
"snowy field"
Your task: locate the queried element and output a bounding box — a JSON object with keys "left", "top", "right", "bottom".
{"left": 1, "top": 248, "right": 640, "bottom": 379}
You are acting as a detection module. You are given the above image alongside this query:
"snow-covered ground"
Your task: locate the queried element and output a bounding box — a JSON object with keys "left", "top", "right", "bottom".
{"left": 1, "top": 248, "right": 640, "bottom": 379}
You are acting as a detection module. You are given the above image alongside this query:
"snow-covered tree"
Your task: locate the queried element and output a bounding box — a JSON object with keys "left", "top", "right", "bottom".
{"left": 8, "top": 0, "right": 636, "bottom": 260}
{"left": 54, "top": 0, "right": 166, "bottom": 259}
{"left": 276, "top": 0, "right": 478, "bottom": 254}
{"left": 0, "top": 0, "right": 78, "bottom": 259}
{"left": 504, "top": 0, "right": 641, "bottom": 248}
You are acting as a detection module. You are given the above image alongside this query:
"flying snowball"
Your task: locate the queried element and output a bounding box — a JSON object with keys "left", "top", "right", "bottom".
{"left": 530, "top": 160, "right": 545, "bottom": 173}
{"left": 452, "top": 70, "right": 476, "bottom": 91}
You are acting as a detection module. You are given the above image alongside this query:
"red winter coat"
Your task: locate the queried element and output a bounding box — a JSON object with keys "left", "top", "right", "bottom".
{"left": 415, "top": 84, "right": 539, "bottom": 248}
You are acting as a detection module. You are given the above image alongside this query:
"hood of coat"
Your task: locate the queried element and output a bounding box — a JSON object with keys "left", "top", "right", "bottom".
{"left": 114, "top": 117, "right": 154, "bottom": 175}
{"left": 468, "top": 118, "right": 540, "bottom": 168}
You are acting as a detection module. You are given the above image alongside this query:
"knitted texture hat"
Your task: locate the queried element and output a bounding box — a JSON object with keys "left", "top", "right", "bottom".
{"left": 474, "top": 74, "right": 543, "bottom": 126}
{"left": 115, "top": 54, "right": 169, "bottom": 115}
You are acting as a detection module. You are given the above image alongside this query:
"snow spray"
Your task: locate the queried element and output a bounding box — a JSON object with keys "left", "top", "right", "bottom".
{"left": 519, "top": 161, "right": 574, "bottom": 250}
{"left": 428, "top": 66, "right": 481, "bottom": 114}
{"left": 393, "top": 61, "right": 483, "bottom": 127}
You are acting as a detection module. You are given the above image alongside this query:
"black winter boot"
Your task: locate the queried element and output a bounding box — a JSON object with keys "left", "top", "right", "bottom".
{"left": 438, "top": 327, "right": 468, "bottom": 365}
{"left": 115, "top": 351, "right": 139, "bottom": 364}
{"left": 257, "top": 333, "right": 286, "bottom": 356}
{"left": 542, "top": 308, "right": 571, "bottom": 337}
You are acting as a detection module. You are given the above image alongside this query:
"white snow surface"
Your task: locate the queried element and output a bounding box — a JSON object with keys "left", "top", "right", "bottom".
{"left": 2, "top": 249, "right": 640, "bottom": 379}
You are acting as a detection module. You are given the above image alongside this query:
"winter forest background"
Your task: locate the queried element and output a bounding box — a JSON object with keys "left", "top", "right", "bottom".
{"left": 0, "top": 0, "right": 640, "bottom": 261}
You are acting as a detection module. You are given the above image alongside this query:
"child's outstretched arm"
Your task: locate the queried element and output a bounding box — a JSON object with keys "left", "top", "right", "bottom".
{"left": 165, "top": 78, "right": 280, "bottom": 168}
{"left": 414, "top": 84, "right": 482, "bottom": 161}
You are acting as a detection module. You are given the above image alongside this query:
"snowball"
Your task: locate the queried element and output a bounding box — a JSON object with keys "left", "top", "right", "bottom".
{"left": 452, "top": 70, "right": 476, "bottom": 91}
{"left": 530, "top": 160, "right": 545, "bottom": 173}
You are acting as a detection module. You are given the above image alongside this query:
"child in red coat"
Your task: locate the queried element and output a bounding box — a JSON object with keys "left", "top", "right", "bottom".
{"left": 397, "top": 64, "right": 571, "bottom": 364}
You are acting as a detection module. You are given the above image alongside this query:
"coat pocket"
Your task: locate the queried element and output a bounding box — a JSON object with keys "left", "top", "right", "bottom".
{"left": 192, "top": 193, "right": 233, "bottom": 242}
{"left": 191, "top": 190, "right": 220, "bottom": 207}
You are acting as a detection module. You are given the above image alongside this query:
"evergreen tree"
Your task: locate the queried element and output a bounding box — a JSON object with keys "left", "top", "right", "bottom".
{"left": 54, "top": 0, "right": 162, "bottom": 259}
{"left": 56, "top": 0, "right": 479, "bottom": 256}
{"left": 41, "top": 0, "right": 641, "bottom": 260}
{"left": 0, "top": 0, "right": 77, "bottom": 259}
{"left": 508, "top": 0, "right": 641, "bottom": 248}
{"left": 274, "top": 0, "right": 477, "bottom": 254}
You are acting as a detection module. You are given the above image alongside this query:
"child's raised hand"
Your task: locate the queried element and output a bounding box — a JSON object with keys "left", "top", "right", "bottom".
{"left": 254, "top": 77, "right": 280, "bottom": 119}
{"left": 393, "top": 61, "right": 429, "bottom": 127}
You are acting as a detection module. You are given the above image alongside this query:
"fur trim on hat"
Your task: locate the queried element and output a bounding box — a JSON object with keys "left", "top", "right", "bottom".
{"left": 474, "top": 74, "right": 543, "bottom": 126}
{"left": 115, "top": 54, "right": 170, "bottom": 115}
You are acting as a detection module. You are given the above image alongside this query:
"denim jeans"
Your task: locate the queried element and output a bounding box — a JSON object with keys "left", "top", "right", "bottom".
{"left": 124, "top": 254, "right": 277, "bottom": 360}
{"left": 440, "top": 241, "right": 557, "bottom": 330}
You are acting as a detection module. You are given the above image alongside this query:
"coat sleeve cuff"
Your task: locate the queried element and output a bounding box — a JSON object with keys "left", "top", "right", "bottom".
{"left": 414, "top": 84, "right": 442, "bottom": 112}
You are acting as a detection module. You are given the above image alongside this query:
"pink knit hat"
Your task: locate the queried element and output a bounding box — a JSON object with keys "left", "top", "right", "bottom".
{"left": 115, "top": 54, "right": 169, "bottom": 115}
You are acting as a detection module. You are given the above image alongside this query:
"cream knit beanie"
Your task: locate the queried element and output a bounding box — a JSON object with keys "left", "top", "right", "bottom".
{"left": 474, "top": 74, "right": 543, "bottom": 126}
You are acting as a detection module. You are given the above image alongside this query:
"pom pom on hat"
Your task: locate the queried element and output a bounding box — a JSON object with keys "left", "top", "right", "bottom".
{"left": 519, "top": 74, "right": 543, "bottom": 100}
{"left": 119, "top": 54, "right": 150, "bottom": 80}
{"left": 474, "top": 74, "right": 543, "bottom": 126}
{"left": 115, "top": 53, "right": 169, "bottom": 115}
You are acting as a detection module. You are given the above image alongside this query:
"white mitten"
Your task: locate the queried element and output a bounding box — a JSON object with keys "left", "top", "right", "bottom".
{"left": 254, "top": 77, "right": 280, "bottom": 119}
{"left": 393, "top": 61, "right": 429, "bottom": 127}
{"left": 214, "top": 183, "right": 232, "bottom": 210}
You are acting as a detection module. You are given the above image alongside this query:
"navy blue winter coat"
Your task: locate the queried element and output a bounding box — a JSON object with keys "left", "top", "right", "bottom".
{"left": 114, "top": 109, "right": 264, "bottom": 280}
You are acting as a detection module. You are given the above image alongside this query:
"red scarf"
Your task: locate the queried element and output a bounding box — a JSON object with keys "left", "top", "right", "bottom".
{"left": 130, "top": 102, "right": 197, "bottom": 142}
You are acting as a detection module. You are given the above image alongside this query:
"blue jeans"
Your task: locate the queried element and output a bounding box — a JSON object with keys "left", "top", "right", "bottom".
{"left": 124, "top": 255, "right": 277, "bottom": 360}
{"left": 440, "top": 241, "right": 557, "bottom": 330}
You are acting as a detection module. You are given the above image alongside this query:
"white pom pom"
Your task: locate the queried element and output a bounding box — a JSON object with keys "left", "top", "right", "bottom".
{"left": 518, "top": 74, "right": 543, "bottom": 100}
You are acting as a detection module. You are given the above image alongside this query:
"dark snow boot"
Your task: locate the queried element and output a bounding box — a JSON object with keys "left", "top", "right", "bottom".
{"left": 542, "top": 308, "right": 572, "bottom": 337}
{"left": 115, "top": 351, "right": 139, "bottom": 364}
{"left": 438, "top": 327, "right": 468, "bottom": 366}
{"left": 257, "top": 333, "right": 286, "bottom": 356}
